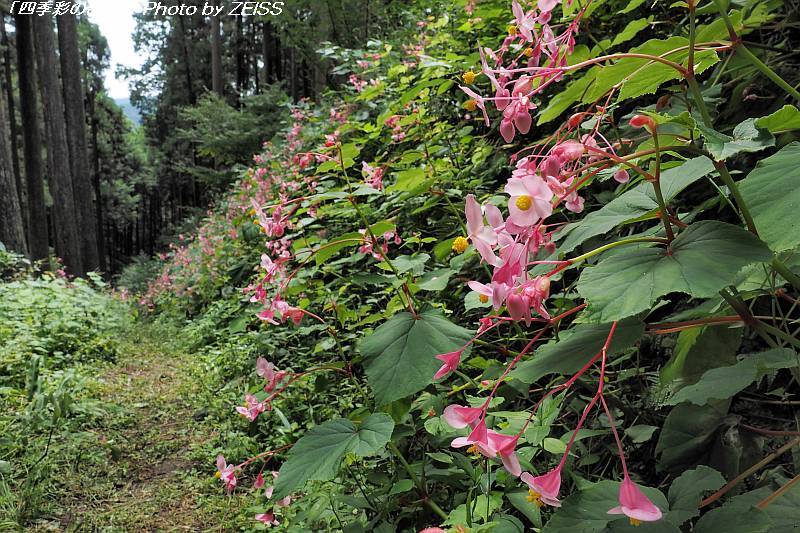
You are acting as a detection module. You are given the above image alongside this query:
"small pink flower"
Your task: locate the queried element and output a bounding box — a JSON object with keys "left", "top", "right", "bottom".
{"left": 488, "top": 432, "right": 521, "bottom": 477}
{"left": 629, "top": 114, "right": 656, "bottom": 132}
{"left": 236, "top": 393, "right": 267, "bottom": 422}
{"left": 254, "top": 472, "right": 265, "bottom": 489}
{"left": 255, "top": 512, "right": 280, "bottom": 526}
{"left": 465, "top": 194, "right": 502, "bottom": 266}
{"left": 419, "top": 528, "right": 447, "bottom": 533}
{"left": 215, "top": 455, "right": 237, "bottom": 492}
{"left": 614, "top": 169, "right": 630, "bottom": 184}
{"left": 434, "top": 350, "right": 463, "bottom": 380}
{"left": 451, "top": 418, "right": 491, "bottom": 452}
{"left": 521, "top": 468, "right": 562, "bottom": 507}
{"left": 505, "top": 175, "right": 553, "bottom": 227}
{"left": 608, "top": 476, "right": 663, "bottom": 525}
{"left": 442, "top": 405, "right": 483, "bottom": 429}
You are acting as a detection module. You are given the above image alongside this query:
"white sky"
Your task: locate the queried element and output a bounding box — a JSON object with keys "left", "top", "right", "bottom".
{"left": 86, "top": 0, "right": 147, "bottom": 99}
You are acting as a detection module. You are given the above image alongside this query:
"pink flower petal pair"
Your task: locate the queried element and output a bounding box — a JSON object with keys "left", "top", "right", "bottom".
{"left": 608, "top": 476, "right": 663, "bottom": 524}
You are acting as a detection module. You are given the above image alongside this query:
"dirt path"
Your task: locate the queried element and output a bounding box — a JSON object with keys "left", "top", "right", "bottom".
{"left": 40, "top": 325, "right": 241, "bottom": 532}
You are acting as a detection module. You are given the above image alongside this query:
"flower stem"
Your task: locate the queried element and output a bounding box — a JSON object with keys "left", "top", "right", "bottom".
{"left": 651, "top": 133, "right": 675, "bottom": 241}
{"left": 772, "top": 258, "right": 800, "bottom": 292}
{"left": 712, "top": 160, "right": 759, "bottom": 235}
{"left": 386, "top": 441, "right": 447, "bottom": 520}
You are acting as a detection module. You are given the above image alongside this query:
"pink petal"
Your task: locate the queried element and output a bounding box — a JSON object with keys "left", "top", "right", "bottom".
{"left": 501, "top": 452, "right": 522, "bottom": 477}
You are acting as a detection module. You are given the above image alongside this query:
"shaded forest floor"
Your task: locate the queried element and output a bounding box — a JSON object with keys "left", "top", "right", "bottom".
{"left": 32, "top": 324, "right": 247, "bottom": 532}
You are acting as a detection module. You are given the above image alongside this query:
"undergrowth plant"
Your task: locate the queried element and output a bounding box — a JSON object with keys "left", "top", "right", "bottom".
{"left": 137, "top": 0, "right": 800, "bottom": 530}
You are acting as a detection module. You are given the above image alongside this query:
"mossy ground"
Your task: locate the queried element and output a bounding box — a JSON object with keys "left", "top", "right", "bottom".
{"left": 28, "top": 322, "right": 250, "bottom": 532}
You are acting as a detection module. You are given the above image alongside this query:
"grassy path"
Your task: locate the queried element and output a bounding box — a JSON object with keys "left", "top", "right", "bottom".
{"left": 37, "top": 324, "right": 245, "bottom": 532}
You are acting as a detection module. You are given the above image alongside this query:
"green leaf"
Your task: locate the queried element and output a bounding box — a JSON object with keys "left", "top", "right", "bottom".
{"left": 658, "top": 325, "right": 742, "bottom": 398}
{"left": 655, "top": 401, "right": 729, "bottom": 473}
{"left": 738, "top": 142, "right": 800, "bottom": 252}
{"left": 417, "top": 268, "right": 454, "bottom": 291}
{"left": 360, "top": 308, "right": 473, "bottom": 404}
{"left": 511, "top": 318, "right": 645, "bottom": 383}
{"left": 665, "top": 348, "right": 799, "bottom": 406}
{"left": 388, "top": 167, "right": 429, "bottom": 193}
{"left": 698, "top": 119, "right": 775, "bottom": 160}
{"left": 558, "top": 157, "right": 716, "bottom": 254}
{"left": 273, "top": 413, "right": 394, "bottom": 499}
{"left": 591, "top": 18, "right": 652, "bottom": 55}
{"left": 625, "top": 424, "right": 659, "bottom": 444}
{"left": 693, "top": 502, "right": 772, "bottom": 533}
{"left": 755, "top": 105, "right": 800, "bottom": 133}
{"left": 577, "top": 221, "right": 772, "bottom": 321}
{"left": 444, "top": 492, "right": 502, "bottom": 526}
{"left": 585, "top": 37, "right": 718, "bottom": 103}
{"left": 389, "top": 253, "right": 430, "bottom": 275}
{"left": 667, "top": 466, "right": 726, "bottom": 525}
{"left": 544, "top": 480, "right": 670, "bottom": 532}
{"left": 508, "top": 490, "right": 542, "bottom": 527}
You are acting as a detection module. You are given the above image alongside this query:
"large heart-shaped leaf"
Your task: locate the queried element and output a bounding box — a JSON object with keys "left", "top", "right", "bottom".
{"left": 360, "top": 307, "right": 473, "bottom": 404}
{"left": 558, "top": 157, "right": 716, "bottom": 253}
{"left": 577, "top": 221, "right": 772, "bottom": 321}
{"left": 273, "top": 413, "right": 394, "bottom": 499}
{"left": 755, "top": 104, "right": 800, "bottom": 134}
{"left": 665, "top": 348, "right": 799, "bottom": 406}
{"left": 738, "top": 142, "right": 800, "bottom": 252}
{"left": 655, "top": 401, "right": 729, "bottom": 473}
{"left": 667, "top": 466, "right": 726, "bottom": 526}
{"left": 510, "top": 318, "right": 644, "bottom": 384}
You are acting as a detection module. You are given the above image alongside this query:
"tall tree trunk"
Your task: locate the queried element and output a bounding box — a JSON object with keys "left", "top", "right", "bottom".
{"left": 15, "top": 14, "right": 48, "bottom": 261}
{"left": 211, "top": 13, "right": 223, "bottom": 95}
{"left": 58, "top": 13, "right": 100, "bottom": 272}
{"left": 33, "top": 15, "right": 83, "bottom": 275}
{"left": 176, "top": 16, "right": 196, "bottom": 105}
{"left": 0, "top": 72, "right": 27, "bottom": 255}
{"left": 261, "top": 22, "right": 270, "bottom": 84}
{"left": 89, "top": 90, "right": 106, "bottom": 271}
{"left": 1, "top": 15, "right": 24, "bottom": 218}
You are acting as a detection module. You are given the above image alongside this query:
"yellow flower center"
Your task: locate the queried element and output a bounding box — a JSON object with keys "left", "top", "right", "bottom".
{"left": 479, "top": 294, "right": 489, "bottom": 303}
{"left": 466, "top": 445, "right": 482, "bottom": 458}
{"left": 214, "top": 471, "right": 221, "bottom": 478}
{"left": 527, "top": 489, "right": 544, "bottom": 508}
{"left": 507, "top": 25, "right": 517, "bottom": 36}
{"left": 630, "top": 518, "right": 642, "bottom": 527}
{"left": 462, "top": 70, "right": 477, "bottom": 84}
{"left": 524, "top": 48, "right": 534, "bottom": 57}
{"left": 452, "top": 236, "right": 469, "bottom": 254}
{"left": 515, "top": 195, "right": 533, "bottom": 211}
{"left": 465, "top": 99, "right": 478, "bottom": 111}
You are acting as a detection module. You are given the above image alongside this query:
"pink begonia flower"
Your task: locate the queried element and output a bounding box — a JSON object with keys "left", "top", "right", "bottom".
{"left": 505, "top": 174, "right": 553, "bottom": 227}
{"left": 419, "top": 528, "right": 447, "bottom": 533}
{"left": 434, "top": 350, "right": 463, "bottom": 380}
{"left": 608, "top": 476, "right": 663, "bottom": 525}
{"left": 500, "top": 97, "right": 533, "bottom": 143}
{"left": 256, "top": 357, "right": 287, "bottom": 392}
{"left": 452, "top": 418, "right": 491, "bottom": 451}
{"left": 614, "top": 169, "right": 630, "bottom": 183}
{"left": 236, "top": 393, "right": 267, "bottom": 422}
{"left": 282, "top": 307, "right": 304, "bottom": 325}
{"left": 538, "top": 0, "right": 562, "bottom": 13}
{"left": 215, "top": 455, "right": 237, "bottom": 492}
{"left": 465, "top": 194, "right": 502, "bottom": 266}
{"left": 254, "top": 512, "right": 280, "bottom": 526}
{"left": 442, "top": 404, "right": 483, "bottom": 429}
{"left": 488, "top": 431, "right": 522, "bottom": 477}
{"left": 511, "top": 0, "right": 535, "bottom": 42}
{"left": 264, "top": 471, "right": 292, "bottom": 507}
{"left": 254, "top": 472, "right": 265, "bottom": 489}
{"left": 521, "top": 468, "right": 562, "bottom": 507}
{"left": 551, "top": 140, "right": 585, "bottom": 162}
{"left": 460, "top": 86, "right": 490, "bottom": 126}
{"left": 629, "top": 114, "right": 656, "bottom": 132}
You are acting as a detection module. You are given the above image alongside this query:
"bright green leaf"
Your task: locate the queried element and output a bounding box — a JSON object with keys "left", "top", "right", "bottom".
{"left": 273, "top": 413, "right": 394, "bottom": 499}
{"left": 360, "top": 308, "right": 473, "bottom": 404}
{"left": 577, "top": 221, "right": 772, "bottom": 321}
